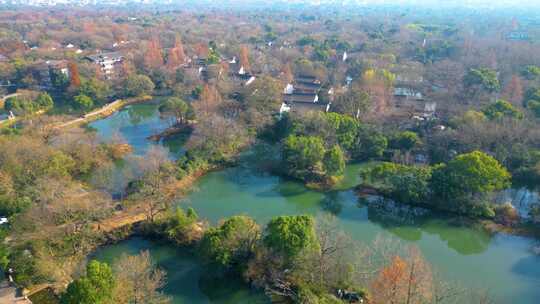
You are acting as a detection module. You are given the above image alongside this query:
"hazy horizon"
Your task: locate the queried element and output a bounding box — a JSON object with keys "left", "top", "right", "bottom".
{"left": 2, "top": 0, "right": 540, "bottom": 9}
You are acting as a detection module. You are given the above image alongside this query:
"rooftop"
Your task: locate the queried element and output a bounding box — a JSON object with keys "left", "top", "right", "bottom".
{"left": 85, "top": 51, "right": 124, "bottom": 62}
{"left": 283, "top": 93, "right": 318, "bottom": 103}
{"left": 288, "top": 100, "right": 330, "bottom": 114}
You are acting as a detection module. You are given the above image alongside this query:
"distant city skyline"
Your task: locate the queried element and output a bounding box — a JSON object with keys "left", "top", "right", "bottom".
{"left": 1, "top": 0, "right": 540, "bottom": 9}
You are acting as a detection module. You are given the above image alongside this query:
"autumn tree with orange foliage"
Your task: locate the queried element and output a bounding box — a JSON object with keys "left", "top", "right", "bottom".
{"left": 195, "top": 43, "right": 209, "bottom": 59}
{"left": 82, "top": 21, "right": 96, "bottom": 34}
{"left": 144, "top": 37, "right": 164, "bottom": 70}
{"left": 194, "top": 84, "right": 222, "bottom": 116}
{"left": 173, "top": 35, "right": 186, "bottom": 64}
{"left": 502, "top": 75, "right": 524, "bottom": 105}
{"left": 239, "top": 45, "right": 251, "bottom": 72}
{"left": 166, "top": 48, "right": 180, "bottom": 71}
{"left": 281, "top": 63, "right": 294, "bottom": 84}
{"left": 370, "top": 247, "right": 433, "bottom": 304}
{"left": 166, "top": 35, "right": 187, "bottom": 71}
{"left": 68, "top": 61, "right": 81, "bottom": 89}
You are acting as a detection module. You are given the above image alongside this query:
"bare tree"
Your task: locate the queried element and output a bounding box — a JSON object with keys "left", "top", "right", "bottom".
{"left": 113, "top": 251, "right": 171, "bottom": 304}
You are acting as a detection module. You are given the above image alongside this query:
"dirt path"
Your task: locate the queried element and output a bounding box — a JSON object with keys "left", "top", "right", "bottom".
{"left": 0, "top": 281, "right": 31, "bottom": 304}
{"left": 92, "top": 169, "right": 207, "bottom": 233}
{"left": 93, "top": 207, "right": 147, "bottom": 233}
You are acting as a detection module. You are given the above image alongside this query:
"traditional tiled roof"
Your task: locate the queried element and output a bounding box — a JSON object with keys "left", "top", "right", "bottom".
{"left": 293, "top": 80, "right": 321, "bottom": 93}
{"left": 85, "top": 51, "right": 124, "bottom": 62}
{"left": 283, "top": 93, "right": 318, "bottom": 103}
{"left": 283, "top": 101, "right": 330, "bottom": 114}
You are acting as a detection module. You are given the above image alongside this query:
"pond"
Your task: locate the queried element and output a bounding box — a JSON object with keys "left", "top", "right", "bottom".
{"left": 92, "top": 238, "right": 269, "bottom": 304}
{"left": 91, "top": 102, "right": 540, "bottom": 303}
{"left": 88, "top": 100, "right": 188, "bottom": 156}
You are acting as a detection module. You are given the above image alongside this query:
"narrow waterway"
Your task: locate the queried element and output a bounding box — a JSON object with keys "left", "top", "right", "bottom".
{"left": 90, "top": 102, "right": 540, "bottom": 303}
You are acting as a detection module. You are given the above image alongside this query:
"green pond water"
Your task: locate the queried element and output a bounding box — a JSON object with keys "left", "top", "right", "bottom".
{"left": 90, "top": 102, "right": 540, "bottom": 303}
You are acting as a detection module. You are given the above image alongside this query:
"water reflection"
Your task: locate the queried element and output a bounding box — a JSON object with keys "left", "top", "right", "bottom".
{"left": 93, "top": 238, "right": 268, "bottom": 304}
{"left": 89, "top": 102, "right": 540, "bottom": 303}
{"left": 363, "top": 200, "right": 492, "bottom": 255}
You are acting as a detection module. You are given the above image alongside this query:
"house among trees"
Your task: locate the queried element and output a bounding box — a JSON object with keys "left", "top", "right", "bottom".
{"left": 393, "top": 87, "right": 424, "bottom": 101}
{"left": 412, "top": 101, "right": 437, "bottom": 121}
{"left": 85, "top": 52, "right": 124, "bottom": 79}
{"left": 229, "top": 46, "right": 256, "bottom": 87}
{"left": 30, "top": 60, "right": 69, "bottom": 89}
{"left": 280, "top": 75, "right": 330, "bottom": 117}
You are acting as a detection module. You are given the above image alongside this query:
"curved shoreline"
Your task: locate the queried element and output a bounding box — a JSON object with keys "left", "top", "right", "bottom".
{"left": 54, "top": 95, "right": 153, "bottom": 129}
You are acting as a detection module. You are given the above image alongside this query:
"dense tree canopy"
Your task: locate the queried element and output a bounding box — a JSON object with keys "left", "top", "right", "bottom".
{"left": 200, "top": 215, "right": 260, "bottom": 269}
{"left": 352, "top": 126, "right": 388, "bottom": 161}
{"left": 363, "top": 162, "right": 432, "bottom": 204}
{"left": 464, "top": 68, "right": 500, "bottom": 93}
{"left": 263, "top": 215, "right": 319, "bottom": 260}
{"left": 74, "top": 94, "right": 94, "bottom": 111}
{"left": 431, "top": 150, "right": 511, "bottom": 203}
{"left": 282, "top": 135, "right": 326, "bottom": 181}
{"left": 4, "top": 92, "right": 53, "bottom": 115}
{"left": 390, "top": 131, "right": 421, "bottom": 151}
{"left": 482, "top": 99, "right": 523, "bottom": 120}
{"left": 61, "top": 261, "right": 115, "bottom": 304}
{"left": 124, "top": 74, "right": 155, "bottom": 97}
{"left": 159, "top": 97, "right": 194, "bottom": 125}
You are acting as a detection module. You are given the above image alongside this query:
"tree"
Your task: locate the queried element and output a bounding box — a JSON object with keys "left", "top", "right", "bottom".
{"left": 35, "top": 92, "right": 54, "bottom": 110}
{"left": 200, "top": 216, "right": 260, "bottom": 269}
{"left": 323, "top": 145, "right": 345, "bottom": 177}
{"left": 363, "top": 162, "right": 432, "bottom": 205}
{"left": 359, "top": 68, "right": 395, "bottom": 114}
{"left": 158, "top": 97, "right": 193, "bottom": 125}
{"left": 239, "top": 44, "right": 251, "bottom": 72}
{"left": 300, "top": 214, "right": 353, "bottom": 289}
{"left": 4, "top": 94, "right": 52, "bottom": 115}
{"left": 74, "top": 94, "right": 94, "bottom": 111}
{"left": 502, "top": 75, "right": 523, "bottom": 105}
{"left": 195, "top": 84, "right": 222, "bottom": 116}
{"left": 61, "top": 260, "right": 115, "bottom": 304}
{"left": 130, "top": 147, "right": 177, "bottom": 222}
{"left": 333, "top": 87, "right": 371, "bottom": 118}
{"left": 68, "top": 61, "right": 81, "bottom": 89}
{"left": 352, "top": 126, "right": 388, "bottom": 161}
{"left": 112, "top": 251, "right": 170, "bottom": 304}
{"left": 464, "top": 68, "right": 500, "bottom": 94}
{"left": 528, "top": 100, "right": 540, "bottom": 118}
{"left": 124, "top": 75, "right": 155, "bottom": 97}
{"left": 371, "top": 255, "right": 408, "bottom": 304}
{"left": 482, "top": 99, "right": 523, "bottom": 120}
{"left": 263, "top": 215, "right": 319, "bottom": 260}
{"left": 79, "top": 78, "right": 110, "bottom": 105}
{"left": 282, "top": 135, "right": 326, "bottom": 181}
{"left": 370, "top": 247, "right": 433, "bottom": 304}
{"left": 164, "top": 207, "right": 201, "bottom": 245}
{"left": 207, "top": 42, "right": 220, "bottom": 64}
{"left": 50, "top": 69, "right": 70, "bottom": 90}
{"left": 521, "top": 65, "right": 540, "bottom": 80}
{"left": 166, "top": 48, "right": 180, "bottom": 71}
{"left": 242, "top": 76, "right": 282, "bottom": 119}
{"left": 323, "top": 112, "right": 360, "bottom": 151}
{"left": 173, "top": 35, "right": 186, "bottom": 64}
{"left": 144, "top": 37, "right": 164, "bottom": 70}
{"left": 390, "top": 131, "right": 421, "bottom": 151}
{"left": 431, "top": 151, "right": 511, "bottom": 206}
